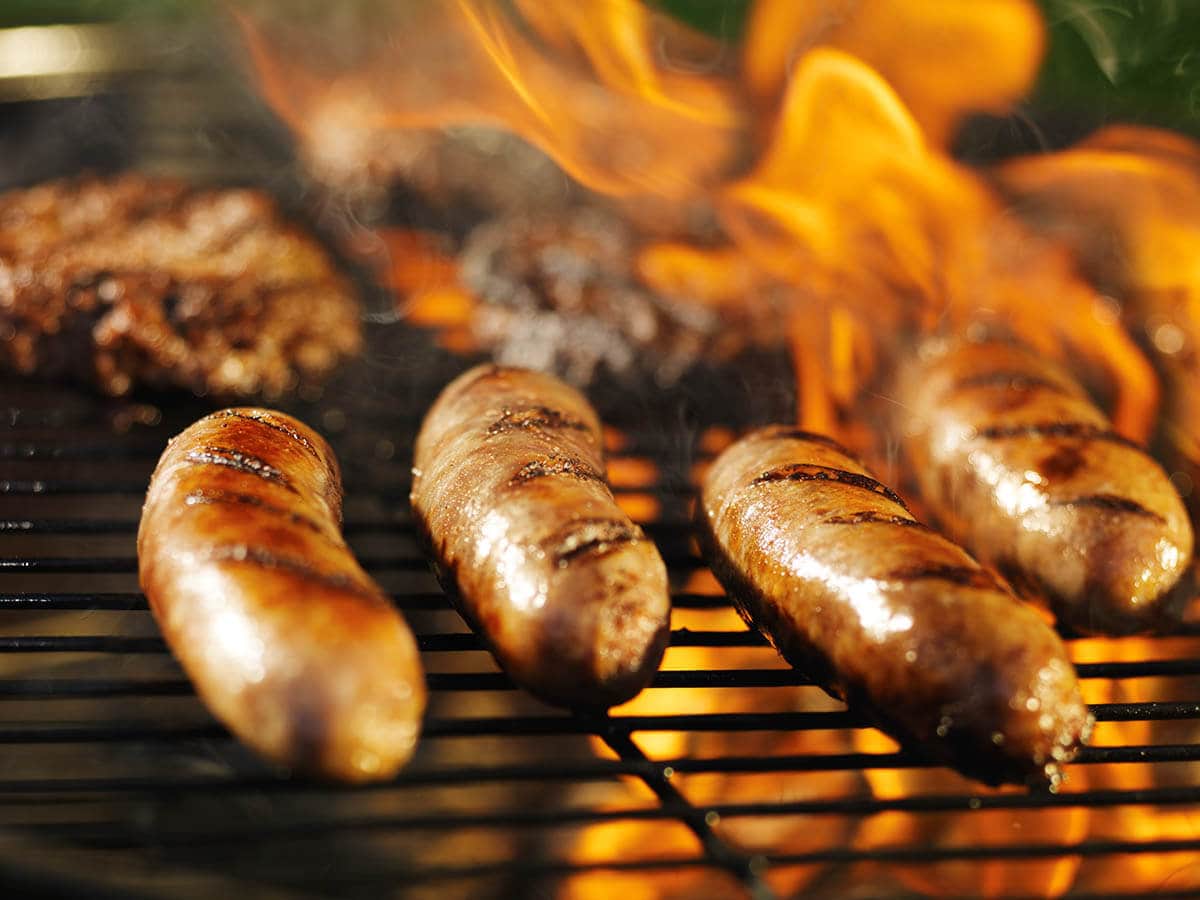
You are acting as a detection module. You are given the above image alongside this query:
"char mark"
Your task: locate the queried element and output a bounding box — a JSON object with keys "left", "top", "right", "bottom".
{"left": 487, "top": 406, "right": 591, "bottom": 437}
{"left": 752, "top": 464, "right": 908, "bottom": 510}
{"left": 973, "top": 422, "right": 1141, "bottom": 450}
{"left": 508, "top": 455, "right": 605, "bottom": 487}
{"left": 545, "top": 517, "right": 643, "bottom": 566}
{"left": 206, "top": 410, "right": 322, "bottom": 462}
{"left": 1049, "top": 493, "right": 1166, "bottom": 522}
{"left": 951, "top": 371, "right": 1074, "bottom": 396}
{"left": 756, "top": 427, "right": 853, "bottom": 456}
{"left": 184, "top": 488, "right": 335, "bottom": 539}
{"left": 184, "top": 446, "right": 295, "bottom": 492}
{"left": 203, "top": 545, "right": 377, "bottom": 599}
{"left": 823, "top": 510, "right": 928, "bottom": 529}
{"left": 886, "top": 564, "right": 997, "bottom": 590}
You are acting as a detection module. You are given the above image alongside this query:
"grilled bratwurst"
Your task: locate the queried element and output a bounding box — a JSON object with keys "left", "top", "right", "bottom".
{"left": 411, "top": 365, "right": 670, "bottom": 708}
{"left": 896, "top": 340, "right": 1193, "bottom": 634}
{"left": 698, "top": 426, "right": 1091, "bottom": 786}
{"left": 139, "top": 408, "right": 425, "bottom": 782}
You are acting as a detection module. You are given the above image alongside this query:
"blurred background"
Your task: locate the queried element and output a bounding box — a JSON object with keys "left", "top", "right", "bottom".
{"left": 2, "top": 0, "right": 1199, "bottom": 144}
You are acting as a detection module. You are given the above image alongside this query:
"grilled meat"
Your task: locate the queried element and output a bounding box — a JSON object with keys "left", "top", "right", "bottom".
{"left": 895, "top": 339, "right": 1193, "bottom": 634}
{"left": 139, "top": 408, "right": 424, "bottom": 782}
{"left": 0, "top": 174, "right": 361, "bottom": 397}
{"left": 459, "top": 207, "right": 777, "bottom": 386}
{"left": 697, "top": 425, "right": 1091, "bottom": 787}
{"left": 411, "top": 364, "right": 670, "bottom": 708}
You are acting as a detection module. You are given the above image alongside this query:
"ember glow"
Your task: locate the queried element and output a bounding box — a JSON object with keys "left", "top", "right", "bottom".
{"left": 235, "top": 0, "right": 1200, "bottom": 895}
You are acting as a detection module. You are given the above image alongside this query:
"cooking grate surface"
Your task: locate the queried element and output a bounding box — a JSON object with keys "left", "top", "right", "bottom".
{"left": 3, "top": 18, "right": 1200, "bottom": 900}
{"left": 3, "top": 320, "right": 1200, "bottom": 900}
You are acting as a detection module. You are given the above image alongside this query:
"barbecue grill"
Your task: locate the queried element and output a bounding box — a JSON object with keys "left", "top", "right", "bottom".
{"left": 4, "top": 14, "right": 1200, "bottom": 900}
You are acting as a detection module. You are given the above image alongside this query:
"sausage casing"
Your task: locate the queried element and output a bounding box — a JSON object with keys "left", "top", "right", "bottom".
{"left": 411, "top": 365, "right": 670, "bottom": 708}
{"left": 698, "top": 426, "right": 1091, "bottom": 786}
{"left": 139, "top": 408, "right": 425, "bottom": 782}
{"left": 897, "top": 340, "right": 1193, "bottom": 634}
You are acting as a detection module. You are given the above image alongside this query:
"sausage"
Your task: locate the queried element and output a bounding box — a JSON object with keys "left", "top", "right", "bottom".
{"left": 138, "top": 408, "right": 425, "bottom": 782}
{"left": 411, "top": 365, "right": 670, "bottom": 708}
{"left": 896, "top": 339, "right": 1193, "bottom": 634}
{"left": 697, "top": 426, "right": 1091, "bottom": 787}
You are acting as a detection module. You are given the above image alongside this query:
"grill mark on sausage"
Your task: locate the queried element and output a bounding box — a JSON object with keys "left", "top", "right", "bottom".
{"left": 1039, "top": 444, "right": 1087, "bottom": 480}
{"left": 487, "top": 405, "right": 591, "bottom": 436}
{"left": 201, "top": 545, "right": 378, "bottom": 599}
{"left": 951, "top": 371, "right": 1074, "bottom": 396}
{"left": 752, "top": 464, "right": 909, "bottom": 510}
{"left": 184, "top": 446, "right": 296, "bottom": 492}
{"left": 886, "top": 564, "right": 998, "bottom": 590}
{"left": 1049, "top": 493, "right": 1166, "bottom": 522}
{"left": 184, "top": 488, "right": 335, "bottom": 539}
{"left": 508, "top": 455, "right": 605, "bottom": 487}
{"left": 823, "top": 510, "right": 929, "bottom": 529}
{"left": 755, "top": 427, "right": 853, "bottom": 456}
{"left": 973, "top": 422, "right": 1142, "bottom": 450}
{"left": 206, "top": 409, "right": 322, "bottom": 461}
{"left": 545, "top": 518, "right": 643, "bottom": 566}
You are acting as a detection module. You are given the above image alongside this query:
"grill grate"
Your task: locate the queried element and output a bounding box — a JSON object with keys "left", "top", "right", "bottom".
{"left": 3, "top": 19, "right": 1200, "bottom": 900}
{"left": 4, "top": 324, "right": 1200, "bottom": 899}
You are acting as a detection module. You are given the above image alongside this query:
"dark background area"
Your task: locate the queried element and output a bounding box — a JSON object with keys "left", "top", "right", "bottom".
{"left": 2, "top": 1, "right": 1198, "bottom": 144}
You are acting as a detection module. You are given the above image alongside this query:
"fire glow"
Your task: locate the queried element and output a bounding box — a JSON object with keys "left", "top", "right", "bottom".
{"left": 236, "top": 1, "right": 1200, "bottom": 896}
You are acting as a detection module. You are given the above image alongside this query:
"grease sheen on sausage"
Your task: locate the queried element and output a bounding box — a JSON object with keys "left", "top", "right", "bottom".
{"left": 411, "top": 365, "right": 670, "bottom": 708}
{"left": 897, "top": 340, "right": 1193, "bottom": 634}
{"left": 698, "top": 426, "right": 1091, "bottom": 787}
{"left": 138, "top": 408, "right": 425, "bottom": 782}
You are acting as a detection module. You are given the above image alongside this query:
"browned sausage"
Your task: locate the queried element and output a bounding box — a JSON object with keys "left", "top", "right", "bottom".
{"left": 697, "top": 425, "right": 1091, "bottom": 787}
{"left": 139, "top": 408, "right": 425, "bottom": 782}
{"left": 896, "top": 339, "right": 1193, "bottom": 634}
{"left": 411, "top": 365, "right": 670, "bottom": 708}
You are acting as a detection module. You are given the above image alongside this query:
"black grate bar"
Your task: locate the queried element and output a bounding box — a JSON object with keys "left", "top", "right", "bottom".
{"left": 595, "top": 724, "right": 775, "bottom": 898}
{"left": 6, "top": 629, "right": 1200, "bottom": 667}
{"left": 1, "top": 704, "right": 1198, "bottom": 746}
{"left": 184, "top": 854, "right": 1200, "bottom": 891}
{"left": 0, "top": 591, "right": 731, "bottom": 611}
{"left": 0, "top": 710, "right": 866, "bottom": 744}
{"left": 0, "top": 552, "right": 710, "bottom": 574}
{"left": 11, "top": 668, "right": 1200, "bottom": 701}
{"left": 17, "top": 794, "right": 1200, "bottom": 846}
{"left": 0, "top": 629, "right": 769, "bottom": 653}
{"left": 0, "top": 517, "right": 700, "bottom": 540}
{"left": 0, "top": 745, "right": 1195, "bottom": 797}
{"left": 0, "top": 478, "right": 694, "bottom": 498}
{"left": 0, "top": 439, "right": 708, "bottom": 461}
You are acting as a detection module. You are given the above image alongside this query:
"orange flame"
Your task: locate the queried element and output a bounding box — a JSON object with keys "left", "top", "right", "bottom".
{"left": 234, "top": 2, "right": 1200, "bottom": 895}
{"left": 999, "top": 127, "right": 1200, "bottom": 487}
{"left": 743, "top": 0, "right": 1045, "bottom": 147}
{"left": 236, "top": 0, "right": 742, "bottom": 200}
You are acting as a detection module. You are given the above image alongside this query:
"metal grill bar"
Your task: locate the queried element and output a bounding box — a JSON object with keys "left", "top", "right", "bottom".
{"left": 16, "top": 784, "right": 1200, "bottom": 845}
{"left": 7, "top": 372, "right": 1200, "bottom": 898}
{"left": 0, "top": 744, "right": 1195, "bottom": 794}
{"left": 1, "top": 704, "right": 1198, "bottom": 748}
{"left": 0, "top": 590, "right": 734, "bottom": 611}
{"left": 3, "top": 33, "right": 1200, "bottom": 891}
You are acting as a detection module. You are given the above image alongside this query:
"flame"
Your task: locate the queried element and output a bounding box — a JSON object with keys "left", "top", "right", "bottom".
{"left": 236, "top": 0, "right": 741, "bottom": 200}
{"left": 236, "top": 0, "right": 1158, "bottom": 440}
{"left": 235, "top": 1, "right": 1200, "bottom": 894}
{"left": 720, "top": 46, "right": 1157, "bottom": 440}
{"left": 743, "top": 0, "right": 1045, "bottom": 147}
{"left": 999, "top": 127, "right": 1200, "bottom": 486}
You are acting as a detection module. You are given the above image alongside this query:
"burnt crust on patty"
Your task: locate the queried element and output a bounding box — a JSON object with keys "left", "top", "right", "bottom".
{"left": 0, "top": 173, "right": 361, "bottom": 397}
